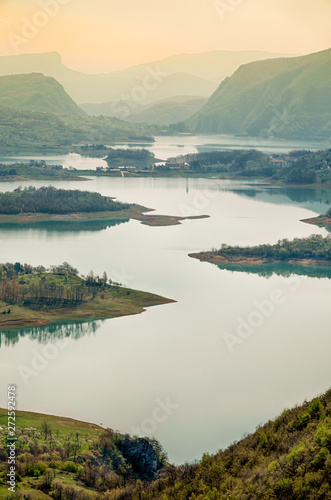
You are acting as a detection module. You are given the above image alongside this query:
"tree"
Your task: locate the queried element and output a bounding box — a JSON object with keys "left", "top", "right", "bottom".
{"left": 41, "top": 421, "right": 51, "bottom": 441}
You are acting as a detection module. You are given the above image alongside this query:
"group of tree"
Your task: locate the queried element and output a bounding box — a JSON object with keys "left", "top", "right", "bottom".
{"left": 0, "top": 262, "right": 112, "bottom": 307}
{"left": 0, "top": 421, "right": 166, "bottom": 500}
{"left": 0, "top": 186, "right": 130, "bottom": 215}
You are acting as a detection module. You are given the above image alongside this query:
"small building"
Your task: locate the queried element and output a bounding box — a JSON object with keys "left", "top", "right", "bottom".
{"left": 269, "top": 158, "right": 287, "bottom": 168}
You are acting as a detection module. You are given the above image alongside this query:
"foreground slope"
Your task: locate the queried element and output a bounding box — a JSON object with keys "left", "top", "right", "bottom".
{"left": 1, "top": 389, "right": 330, "bottom": 498}
{"left": 191, "top": 48, "right": 331, "bottom": 140}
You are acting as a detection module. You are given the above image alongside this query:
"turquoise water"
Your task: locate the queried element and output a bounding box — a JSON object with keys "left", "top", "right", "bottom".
{"left": 0, "top": 176, "right": 330, "bottom": 464}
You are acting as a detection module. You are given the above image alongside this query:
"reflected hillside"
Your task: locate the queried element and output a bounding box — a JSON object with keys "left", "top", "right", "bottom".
{"left": 0, "top": 319, "right": 102, "bottom": 347}
{"left": 0, "top": 219, "right": 128, "bottom": 233}
{"left": 215, "top": 261, "right": 331, "bottom": 279}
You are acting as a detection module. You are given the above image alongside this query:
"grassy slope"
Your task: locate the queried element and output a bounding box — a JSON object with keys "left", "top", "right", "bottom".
{"left": 0, "top": 409, "right": 102, "bottom": 438}
{"left": 191, "top": 48, "right": 331, "bottom": 139}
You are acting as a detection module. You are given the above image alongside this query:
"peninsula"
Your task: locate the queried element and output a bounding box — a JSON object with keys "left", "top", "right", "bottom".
{"left": 0, "top": 186, "right": 209, "bottom": 227}
{"left": 189, "top": 235, "right": 331, "bottom": 269}
{"left": 302, "top": 207, "right": 331, "bottom": 230}
{"left": 0, "top": 262, "right": 174, "bottom": 330}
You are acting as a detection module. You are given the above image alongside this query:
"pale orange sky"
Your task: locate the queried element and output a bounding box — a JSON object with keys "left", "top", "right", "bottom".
{"left": 0, "top": 0, "right": 331, "bottom": 72}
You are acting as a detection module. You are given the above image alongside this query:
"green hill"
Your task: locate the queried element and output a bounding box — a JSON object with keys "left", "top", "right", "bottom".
{"left": 0, "top": 73, "right": 84, "bottom": 116}
{"left": 190, "top": 48, "right": 331, "bottom": 140}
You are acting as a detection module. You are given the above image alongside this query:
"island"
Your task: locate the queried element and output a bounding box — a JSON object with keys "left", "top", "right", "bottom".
{"left": 0, "top": 261, "right": 174, "bottom": 331}
{"left": 189, "top": 235, "right": 331, "bottom": 275}
{"left": 0, "top": 186, "right": 209, "bottom": 227}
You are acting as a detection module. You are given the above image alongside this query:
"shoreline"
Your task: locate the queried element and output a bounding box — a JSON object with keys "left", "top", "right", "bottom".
{"left": 0, "top": 206, "right": 210, "bottom": 228}
{"left": 0, "top": 287, "right": 175, "bottom": 332}
{"left": 301, "top": 215, "right": 331, "bottom": 228}
{"left": 189, "top": 252, "right": 331, "bottom": 267}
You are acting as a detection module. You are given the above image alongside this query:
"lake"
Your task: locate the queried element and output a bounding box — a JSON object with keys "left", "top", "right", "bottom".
{"left": 0, "top": 133, "right": 330, "bottom": 168}
{"left": 0, "top": 176, "right": 331, "bottom": 464}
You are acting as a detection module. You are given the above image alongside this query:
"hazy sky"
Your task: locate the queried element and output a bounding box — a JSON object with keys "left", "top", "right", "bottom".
{"left": 1, "top": 0, "right": 331, "bottom": 72}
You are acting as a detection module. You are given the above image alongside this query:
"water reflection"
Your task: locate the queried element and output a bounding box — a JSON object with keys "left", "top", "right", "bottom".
{"left": 0, "top": 219, "right": 128, "bottom": 233}
{"left": 222, "top": 184, "right": 331, "bottom": 214}
{"left": 0, "top": 319, "right": 102, "bottom": 347}
{"left": 216, "top": 262, "right": 331, "bottom": 279}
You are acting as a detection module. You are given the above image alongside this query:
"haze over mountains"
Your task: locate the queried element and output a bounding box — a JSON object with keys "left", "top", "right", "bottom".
{"left": 190, "top": 48, "right": 331, "bottom": 140}
{"left": 81, "top": 96, "right": 208, "bottom": 126}
{"left": 1, "top": 48, "right": 331, "bottom": 141}
{"left": 0, "top": 50, "right": 290, "bottom": 105}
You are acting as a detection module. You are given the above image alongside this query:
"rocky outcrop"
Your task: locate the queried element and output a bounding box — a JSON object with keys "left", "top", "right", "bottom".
{"left": 117, "top": 437, "right": 162, "bottom": 480}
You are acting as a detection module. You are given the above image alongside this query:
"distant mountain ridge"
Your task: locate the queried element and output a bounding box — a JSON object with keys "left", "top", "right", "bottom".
{"left": 0, "top": 73, "right": 84, "bottom": 116}
{"left": 0, "top": 50, "right": 292, "bottom": 105}
{"left": 190, "top": 48, "right": 331, "bottom": 140}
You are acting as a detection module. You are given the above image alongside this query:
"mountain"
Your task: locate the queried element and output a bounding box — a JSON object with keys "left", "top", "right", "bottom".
{"left": 82, "top": 96, "right": 207, "bottom": 125}
{"left": 0, "top": 73, "right": 84, "bottom": 116}
{"left": 0, "top": 50, "right": 291, "bottom": 105}
{"left": 190, "top": 48, "right": 331, "bottom": 140}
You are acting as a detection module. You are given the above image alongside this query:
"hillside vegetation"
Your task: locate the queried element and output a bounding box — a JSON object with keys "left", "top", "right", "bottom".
{"left": 0, "top": 105, "right": 156, "bottom": 153}
{"left": 190, "top": 48, "right": 331, "bottom": 140}
{"left": 0, "top": 409, "right": 165, "bottom": 500}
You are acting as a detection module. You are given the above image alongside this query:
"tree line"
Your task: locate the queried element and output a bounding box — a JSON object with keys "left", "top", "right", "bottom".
{"left": 0, "top": 262, "right": 111, "bottom": 307}
{"left": 0, "top": 186, "right": 130, "bottom": 215}
{"left": 214, "top": 235, "right": 331, "bottom": 261}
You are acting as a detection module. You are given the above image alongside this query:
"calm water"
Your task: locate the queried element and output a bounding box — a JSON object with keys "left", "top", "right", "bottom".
{"left": 0, "top": 177, "right": 331, "bottom": 464}
{"left": 1, "top": 133, "right": 330, "bottom": 167}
